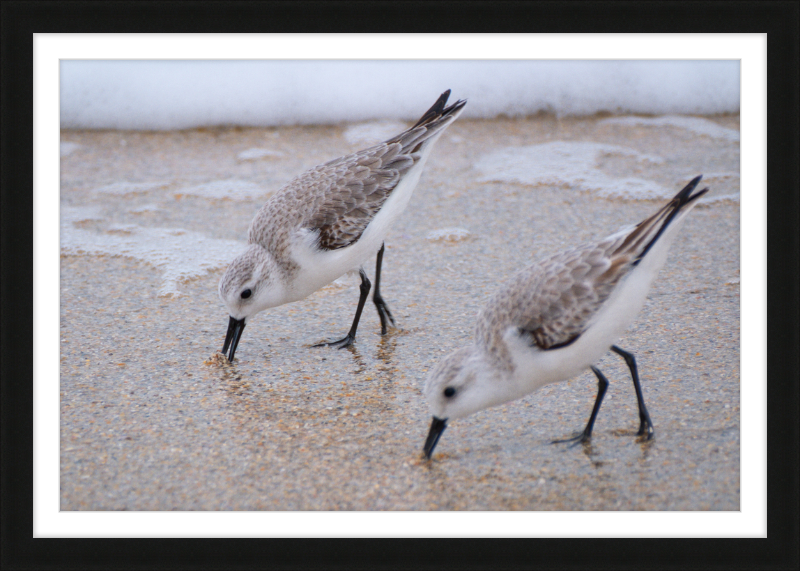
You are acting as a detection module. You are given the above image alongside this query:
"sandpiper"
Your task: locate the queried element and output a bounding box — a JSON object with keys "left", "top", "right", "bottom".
{"left": 423, "top": 176, "right": 708, "bottom": 458}
{"left": 219, "top": 90, "right": 466, "bottom": 361}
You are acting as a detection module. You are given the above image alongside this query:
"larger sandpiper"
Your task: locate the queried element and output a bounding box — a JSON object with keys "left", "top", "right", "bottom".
{"left": 423, "top": 176, "right": 708, "bottom": 458}
{"left": 219, "top": 90, "right": 466, "bottom": 362}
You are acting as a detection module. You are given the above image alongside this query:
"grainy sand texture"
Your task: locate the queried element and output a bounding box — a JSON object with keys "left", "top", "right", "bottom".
{"left": 60, "top": 113, "right": 740, "bottom": 510}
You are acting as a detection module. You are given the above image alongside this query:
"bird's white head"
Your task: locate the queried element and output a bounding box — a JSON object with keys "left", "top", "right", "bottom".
{"left": 218, "top": 244, "right": 286, "bottom": 321}
{"left": 424, "top": 346, "right": 503, "bottom": 421}
{"left": 217, "top": 244, "right": 287, "bottom": 362}
{"left": 422, "top": 344, "right": 519, "bottom": 458}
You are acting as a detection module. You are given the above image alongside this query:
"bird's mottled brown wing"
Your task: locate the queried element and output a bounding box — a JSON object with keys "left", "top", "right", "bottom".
{"left": 303, "top": 92, "right": 466, "bottom": 250}
{"left": 303, "top": 140, "right": 419, "bottom": 250}
{"left": 248, "top": 91, "right": 465, "bottom": 255}
{"left": 246, "top": 135, "right": 422, "bottom": 252}
{"left": 475, "top": 236, "right": 634, "bottom": 352}
{"left": 514, "top": 238, "right": 634, "bottom": 349}
{"left": 478, "top": 176, "right": 708, "bottom": 353}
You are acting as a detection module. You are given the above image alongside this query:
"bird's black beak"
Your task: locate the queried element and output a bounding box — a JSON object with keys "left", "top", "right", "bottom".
{"left": 423, "top": 416, "right": 448, "bottom": 459}
{"left": 222, "top": 316, "right": 246, "bottom": 362}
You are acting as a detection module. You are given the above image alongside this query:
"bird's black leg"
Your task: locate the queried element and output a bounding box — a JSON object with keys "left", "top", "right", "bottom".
{"left": 611, "top": 345, "right": 655, "bottom": 440}
{"left": 552, "top": 366, "right": 609, "bottom": 445}
{"left": 372, "top": 242, "right": 396, "bottom": 335}
{"left": 313, "top": 269, "right": 371, "bottom": 349}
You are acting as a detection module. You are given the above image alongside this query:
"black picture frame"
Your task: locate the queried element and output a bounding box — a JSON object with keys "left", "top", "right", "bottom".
{"left": 2, "top": 1, "right": 797, "bottom": 569}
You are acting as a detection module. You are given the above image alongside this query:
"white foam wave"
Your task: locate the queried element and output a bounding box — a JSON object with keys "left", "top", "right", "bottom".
{"left": 61, "top": 206, "right": 245, "bottom": 296}
{"left": 599, "top": 115, "right": 739, "bottom": 142}
{"left": 60, "top": 60, "right": 740, "bottom": 130}
{"left": 475, "top": 141, "right": 671, "bottom": 200}
{"left": 93, "top": 181, "right": 170, "bottom": 195}
{"left": 236, "top": 148, "right": 285, "bottom": 161}
{"left": 175, "top": 180, "right": 269, "bottom": 201}
{"left": 426, "top": 227, "right": 471, "bottom": 242}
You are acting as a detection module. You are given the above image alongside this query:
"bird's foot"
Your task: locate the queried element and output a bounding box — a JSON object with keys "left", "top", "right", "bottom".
{"left": 373, "top": 297, "right": 396, "bottom": 335}
{"left": 551, "top": 431, "right": 591, "bottom": 447}
{"left": 312, "top": 334, "right": 356, "bottom": 350}
{"left": 636, "top": 421, "right": 655, "bottom": 441}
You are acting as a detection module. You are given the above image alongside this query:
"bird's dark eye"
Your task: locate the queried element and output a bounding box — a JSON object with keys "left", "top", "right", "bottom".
{"left": 241, "top": 288, "right": 252, "bottom": 299}
{"left": 444, "top": 387, "right": 456, "bottom": 398}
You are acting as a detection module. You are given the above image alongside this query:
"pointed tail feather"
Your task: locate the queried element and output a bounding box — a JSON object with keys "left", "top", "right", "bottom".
{"left": 613, "top": 176, "right": 709, "bottom": 265}
{"left": 411, "top": 90, "right": 467, "bottom": 129}
{"left": 392, "top": 90, "right": 467, "bottom": 152}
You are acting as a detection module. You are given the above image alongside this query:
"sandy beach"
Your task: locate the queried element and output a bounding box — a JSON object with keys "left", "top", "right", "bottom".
{"left": 60, "top": 113, "right": 740, "bottom": 510}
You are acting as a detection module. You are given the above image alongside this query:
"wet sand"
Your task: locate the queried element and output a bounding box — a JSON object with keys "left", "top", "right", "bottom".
{"left": 60, "top": 113, "right": 740, "bottom": 510}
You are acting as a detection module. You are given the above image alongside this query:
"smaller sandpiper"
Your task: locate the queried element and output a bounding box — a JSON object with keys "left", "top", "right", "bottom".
{"left": 219, "top": 90, "right": 466, "bottom": 362}
{"left": 422, "top": 176, "right": 709, "bottom": 459}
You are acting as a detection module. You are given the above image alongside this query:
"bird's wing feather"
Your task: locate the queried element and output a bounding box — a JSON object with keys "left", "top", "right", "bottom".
{"left": 484, "top": 176, "right": 708, "bottom": 351}
{"left": 247, "top": 92, "right": 466, "bottom": 253}
{"left": 304, "top": 93, "right": 467, "bottom": 251}
{"left": 302, "top": 142, "right": 416, "bottom": 250}
{"left": 511, "top": 237, "right": 634, "bottom": 349}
